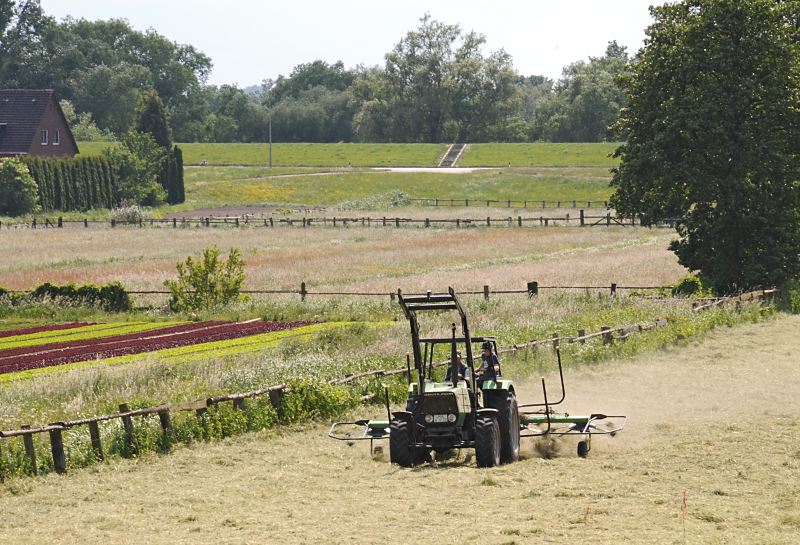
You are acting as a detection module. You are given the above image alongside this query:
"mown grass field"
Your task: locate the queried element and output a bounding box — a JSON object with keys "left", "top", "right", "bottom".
{"left": 78, "top": 142, "right": 449, "bottom": 166}
{"left": 174, "top": 167, "right": 613, "bottom": 210}
{"left": 1, "top": 316, "right": 796, "bottom": 545}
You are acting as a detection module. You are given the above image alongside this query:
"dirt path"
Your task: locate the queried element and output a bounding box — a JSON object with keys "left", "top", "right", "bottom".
{"left": 1, "top": 316, "right": 799, "bottom": 544}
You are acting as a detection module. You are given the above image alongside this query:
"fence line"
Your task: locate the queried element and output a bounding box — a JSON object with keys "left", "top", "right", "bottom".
{"left": 408, "top": 197, "right": 609, "bottom": 209}
{"left": 0, "top": 212, "right": 676, "bottom": 231}
{"left": 5, "top": 281, "right": 677, "bottom": 303}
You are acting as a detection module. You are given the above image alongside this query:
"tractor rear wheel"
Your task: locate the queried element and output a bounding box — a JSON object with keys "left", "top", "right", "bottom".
{"left": 475, "top": 415, "right": 501, "bottom": 467}
{"left": 389, "top": 419, "right": 417, "bottom": 467}
{"left": 490, "top": 392, "right": 520, "bottom": 464}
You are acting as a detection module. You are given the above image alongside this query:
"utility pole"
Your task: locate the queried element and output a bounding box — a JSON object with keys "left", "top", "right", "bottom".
{"left": 268, "top": 116, "right": 272, "bottom": 168}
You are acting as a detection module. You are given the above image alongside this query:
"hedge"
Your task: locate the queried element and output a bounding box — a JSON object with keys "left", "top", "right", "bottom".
{"left": 23, "top": 156, "right": 117, "bottom": 212}
{"left": 0, "top": 281, "right": 132, "bottom": 312}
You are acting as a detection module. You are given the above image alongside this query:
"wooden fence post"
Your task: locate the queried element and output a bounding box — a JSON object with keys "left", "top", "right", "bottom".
{"left": 88, "top": 421, "right": 104, "bottom": 460}
{"left": 610, "top": 283, "right": 617, "bottom": 297}
{"left": 49, "top": 429, "right": 67, "bottom": 474}
{"left": 425, "top": 218, "right": 430, "bottom": 228}
{"left": 577, "top": 329, "right": 586, "bottom": 343}
{"left": 300, "top": 281, "right": 307, "bottom": 302}
{"left": 518, "top": 216, "right": 522, "bottom": 227}
{"left": 606, "top": 213, "right": 611, "bottom": 227}
{"left": 483, "top": 285, "right": 490, "bottom": 301}
{"left": 486, "top": 216, "right": 491, "bottom": 227}
{"left": 580, "top": 209, "right": 585, "bottom": 226}
{"left": 527, "top": 281, "right": 538, "bottom": 297}
{"left": 119, "top": 403, "right": 138, "bottom": 457}
{"left": 57, "top": 217, "right": 63, "bottom": 228}
{"left": 233, "top": 398, "right": 246, "bottom": 412}
{"left": 465, "top": 199, "right": 469, "bottom": 207}
{"left": 269, "top": 388, "right": 284, "bottom": 411}
{"left": 21, "top": 425, "right": 37, "bottom": 475}
{"left": 270, "top": 217, "right": 274, "bottom": 227}
{"left": 395, "top": 218, "right": 400, "bottom": 228}
{"left": 551, "top": 333, "right": 559, "bottom": 350}
{"left": 601, "top": 327, "right": 613, "bottom": 345}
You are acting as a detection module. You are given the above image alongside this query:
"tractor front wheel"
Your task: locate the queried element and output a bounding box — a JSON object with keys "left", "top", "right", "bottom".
{"left": 389, "top": 419, "right": 418, "bottom": 467}
{"left": 475, "top": 415, "right": 501, "bottom": 467}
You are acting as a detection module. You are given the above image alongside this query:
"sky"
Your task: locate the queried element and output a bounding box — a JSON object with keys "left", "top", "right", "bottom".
{"left": 40, "top": 0, "right": 657, "bottom": 87}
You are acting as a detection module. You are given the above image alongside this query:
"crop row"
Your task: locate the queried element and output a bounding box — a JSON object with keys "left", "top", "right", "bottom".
{"left": 0, "top": 320, "right": 314, "bottom": 375}
{"left": 0, "top": 321, "right": 183, "bottom": 351}
{"left": 0, "top": 322, "right": 93, "bottom": 339}
{"left": 0, "top": 322, "right": 355, "bottom": 382}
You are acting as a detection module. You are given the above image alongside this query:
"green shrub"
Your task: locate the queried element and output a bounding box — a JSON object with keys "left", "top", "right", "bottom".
{"left": 671, "top": 274, "right": 711, "bottom": 297}
{"left": 0, "top": 158, "right": 40, "bottom": 216}
{"left": 278, "top": 380, "right": 360, "bottom": 423}
{"left": 164, "top": 247, "right": 247, "bottom": 312}
{"left": 28, "top": 281, "right": 130, "bottom": 312}
{"left": 778, "top": 278, "right": 800, "bottom": 314}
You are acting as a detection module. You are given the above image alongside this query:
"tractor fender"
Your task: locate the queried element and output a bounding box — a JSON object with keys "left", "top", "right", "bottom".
{"left": 391, "top": 411, "right": 414, "bottom": 424}
{"left": 476, "top": 408, "right": 499, "bottom": 418}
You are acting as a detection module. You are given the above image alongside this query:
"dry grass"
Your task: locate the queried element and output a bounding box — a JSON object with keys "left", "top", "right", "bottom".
{"left": 0, "top": 225, "right": 682, "bottom": 292}
{"left": 2, "top": 315, "right": 798, "bottom": 544}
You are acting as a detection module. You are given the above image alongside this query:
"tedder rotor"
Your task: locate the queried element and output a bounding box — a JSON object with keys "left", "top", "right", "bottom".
{"left": 328, "top": 287, "right": 626, "bottom": 466}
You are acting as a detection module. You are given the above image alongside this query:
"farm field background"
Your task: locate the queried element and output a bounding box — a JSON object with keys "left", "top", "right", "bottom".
{"left": 76, "top": 142, "right": 619, "bottom": 168}
{"left": 1, "top": 316, "right": 797, "bottom": 545}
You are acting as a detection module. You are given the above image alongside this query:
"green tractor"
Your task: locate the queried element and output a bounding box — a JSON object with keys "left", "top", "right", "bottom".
{"left": 331, "top": 288, "right": 521, "bottom": 467}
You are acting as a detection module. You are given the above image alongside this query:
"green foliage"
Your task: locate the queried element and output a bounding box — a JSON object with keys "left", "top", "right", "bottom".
{"left": 352, "top": 15, "right": 521, "bottom": 143}
{"left": 28, "top": 281, "right": 131, "bottom": 312}
{"left": 164, "top": 247, "right": 247, "bottom": 312}
{"left": 778, "top": 279, "right": 800, "bottom": 314}
{"left": 103, "top": 131, "right": 167, "bottom": 206}
{"left": 0, "top": 158, "right": 40, "bottom": 216}
{"left": 611, "top": 0, "right": 800, "bottom": 294}
{"left": 133, "top": 89, "right": 173, "bottom": 148}
{"left": 278, "top": 380, "right": 360, "bottom": 423}
{"left": 60, "top": 99, "right": 114, "bottom": 142}
{"left": 671, "top": 274, "right": 711, "bottom": 297}
{"left": 530, "top": 42, "right": 629, "bottom": 142}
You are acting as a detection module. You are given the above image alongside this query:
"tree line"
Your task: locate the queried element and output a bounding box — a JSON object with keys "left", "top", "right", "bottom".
{"left": 1, "top": 2, "right": 629, "bottom": 143}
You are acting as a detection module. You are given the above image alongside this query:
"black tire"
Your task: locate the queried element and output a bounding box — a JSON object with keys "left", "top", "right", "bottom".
{"left": 490, "top": 392, "right": 520, "bottom": 464}
{"left": 474, "top": 415, "right": 501, "bottom": 468}
{"left": 577, "top": 440, "right": 589, "bottom": 458}
{"left": 389, "top": 419, "right": 415, "bottom": 467}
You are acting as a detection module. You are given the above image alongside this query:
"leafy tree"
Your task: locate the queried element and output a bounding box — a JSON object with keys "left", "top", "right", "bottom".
{"left": 531, "top": 42, "right": 629, "bottom": 142}
{"left": 353, "top": 15, "right": 521, "bottom": 143}
{"left": 164, "top": 247, "right": 247, "bottom": 311}
{"left": 60, "top": 100, "right": 113, "bottom": 142}
{"left": 610, "top": 0, "right": 800, "bottom": 294}
{"left": 0, "top": 158, "right": 40, "bottom": 216}
{"left": 102, "top": 132, "right": 166, "bottom": 205}
{"left": 133, "top": 89, "right": 172, "bottom": 148}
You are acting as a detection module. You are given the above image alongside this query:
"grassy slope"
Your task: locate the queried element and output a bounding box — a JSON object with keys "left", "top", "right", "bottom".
{"left": 459, "top": 143, "right": 619, "bottom": 167}
{"left": 1, "top": 316, "right": 797, "bottom": 544}
{"left": 78, "top": 142, "right": 448, "bottom": 166}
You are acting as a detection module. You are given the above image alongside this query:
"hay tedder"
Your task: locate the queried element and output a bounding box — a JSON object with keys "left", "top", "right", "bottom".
{"left": 328, "top": 288, "right": 626, "bottom": 466}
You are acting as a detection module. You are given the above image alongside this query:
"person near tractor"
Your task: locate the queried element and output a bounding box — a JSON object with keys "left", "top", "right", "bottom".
{"left": 445, "top": 351, "right": 470, "bottom": 382}
{"left": 476, "top": 342, "right": 501, "bottom": 385}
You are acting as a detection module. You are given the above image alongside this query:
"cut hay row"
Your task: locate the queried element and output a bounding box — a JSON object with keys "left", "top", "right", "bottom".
{"left": 0, "top": 320, "right": 314, "bottom": 375}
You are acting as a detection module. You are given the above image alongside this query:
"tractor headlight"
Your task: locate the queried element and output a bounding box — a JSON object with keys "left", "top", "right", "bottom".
{"left": 447, "top": 414, "right": 457, "bottom": 423}
{"left": 424, "top": 414, "right": 434, "bottom": 423}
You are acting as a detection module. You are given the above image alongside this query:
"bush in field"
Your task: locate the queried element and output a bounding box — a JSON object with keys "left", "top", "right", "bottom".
{"left": 0, "top": 158, "right": 40, "bottom": 216}
{"left": 672, "top": 274, "right": 711, "bottom": 297}
{"left": 165, "top": 247, "right": 247, "bottom": 311}
{"left": 110, "top": 203, "right": 151, "bottom": 224}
